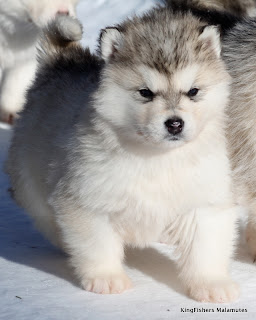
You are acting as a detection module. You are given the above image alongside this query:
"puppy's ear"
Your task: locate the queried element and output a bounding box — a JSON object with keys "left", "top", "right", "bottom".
{"left": 100, "top": 27, "right": 124, "bottom": 62}
{"left": 199, "top": 25, "right": 221, "bottom": 58}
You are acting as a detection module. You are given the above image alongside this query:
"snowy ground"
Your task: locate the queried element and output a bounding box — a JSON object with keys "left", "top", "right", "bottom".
{"left": 1, "top": 0, "right": 256, "bottom": 319}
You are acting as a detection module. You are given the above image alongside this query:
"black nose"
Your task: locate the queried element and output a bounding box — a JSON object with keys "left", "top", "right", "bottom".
{"left": 165, "top": 117, "right": 184, "bottom": 135}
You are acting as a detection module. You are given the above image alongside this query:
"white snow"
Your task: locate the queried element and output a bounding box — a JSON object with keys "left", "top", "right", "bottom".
{"left": 1, "top": 0, "right": 256, "bottom": 319}
{"left": 77, "top": 0, "right": 157, "bottom": 51}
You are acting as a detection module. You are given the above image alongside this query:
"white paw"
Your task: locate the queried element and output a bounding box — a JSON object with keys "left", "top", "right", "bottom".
{"left": 246, "top": 223, "right": 256, "bottom": 261}
{"left": 188, "top": 280, "right": 240, "bottom": 303}
{"left": 82, "top": 273, "right": 132, "bottom": 294}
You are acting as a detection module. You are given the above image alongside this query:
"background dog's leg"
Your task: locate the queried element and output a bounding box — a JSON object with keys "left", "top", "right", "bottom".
{"left": 169, "top": 206, "right": 239, "bottom": 303}
{"left": 246, "top": 203, "right": 256, "bottom": 261}
{"left": 0, "top": 60, "right": 36, "bottom": 124}
{"left": 55, "top": 210, "right": 132, "bottom": 294}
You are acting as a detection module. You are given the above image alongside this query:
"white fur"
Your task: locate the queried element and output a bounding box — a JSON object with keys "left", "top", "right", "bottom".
{"left": 173, "top": 65, "right": 200, "bottom": 92}
{"left": 199, "top": 26, "right": 221, "bottom": 58}
{"left": 138, "top": 66, "right": 169, "bottom": 93}
{"left": 100, "top": 28, "right": 124, "bottom": 62}
{"left": 0, "top": 0, "right": 79, "bottom": 122}
{"left": 55, "top": 14, "right": 82, "bottom": 41}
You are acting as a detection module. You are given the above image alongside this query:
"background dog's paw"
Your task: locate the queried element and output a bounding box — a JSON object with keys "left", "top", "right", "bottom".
{"left": 188, "top": 280, "right": 240, "bottom": 303}
{"left": 82, "top": 273, "right": 132, "bottom": 294}
{"left": 0, "top": 109, "right": 17, "bottom": 125}
{"left": 246, "top": 223, "right": 256, "bottom": 261}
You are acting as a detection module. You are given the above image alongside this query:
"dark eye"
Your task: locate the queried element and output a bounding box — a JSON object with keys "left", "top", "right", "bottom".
{"left": 139, "top": 88, "right": 154, "bottom": 100}
{"left": 187, "top": 88, "right": 199, "bottom": 98}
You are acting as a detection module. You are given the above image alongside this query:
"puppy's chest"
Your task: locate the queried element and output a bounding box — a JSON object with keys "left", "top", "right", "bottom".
{"left": 77, "top": 149, "right": 230, "bottom": 245}
{"left": 117, "top": 167, "right": 208, "bottom": 213}
{"left": 105, "top": 160, "right": 209, "bottom": 246}
{"left": 101, "top": 155, "right": 226, "bottom": 241}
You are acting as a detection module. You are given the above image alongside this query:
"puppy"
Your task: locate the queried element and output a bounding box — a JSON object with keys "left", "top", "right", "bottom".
{"left": 0, "top": 0, "right": 79, "bottom": 124}
{"left": 7, "top": 10, "right": 239, "bottom": 302}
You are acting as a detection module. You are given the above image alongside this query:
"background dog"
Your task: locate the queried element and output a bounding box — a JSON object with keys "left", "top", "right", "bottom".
{"left": 223, "top": 19, "right": 256, "bottom": 264}
{"left": 164, "top": 0, "right": 256, "bottom": 17}
{"left": 0, "top": 0, "right": 79, "bottom": 124}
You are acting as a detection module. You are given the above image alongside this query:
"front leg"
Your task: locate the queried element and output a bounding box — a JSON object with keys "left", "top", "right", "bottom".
{"left": 167, "top": 206, "right": 240, "bottom": 303}
{"left": 55, "top": 208, "right": 132, "bottom": 294}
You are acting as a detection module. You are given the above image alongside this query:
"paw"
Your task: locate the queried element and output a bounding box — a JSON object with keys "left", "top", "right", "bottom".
{"left": 246, "top": 222, "right": 256, "bottom": 261}
{"left": 82, "top": 273, "right": 132, "bottom": 294}
{"left": 188, "top": 279, "right": 240, "bottom": 303}
{"left": 0, "top": 110, "right": 17, "bottom": 125}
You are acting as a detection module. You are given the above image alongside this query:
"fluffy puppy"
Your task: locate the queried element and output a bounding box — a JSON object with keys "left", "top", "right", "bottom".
{"left": 7, "top": 10, "right": 239, "bottom": 302}
{"left": 0, "top": 0, "right": 79, "bottom": 124}
{"left": 222, "top": 19, "right": 256, "bottom": 262}
{"left": 164, "top": 0, "right": 256, "bottom": 17}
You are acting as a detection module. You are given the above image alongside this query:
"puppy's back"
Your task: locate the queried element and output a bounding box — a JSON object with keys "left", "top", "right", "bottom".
{"left": 223, "top": 19, "right": 256, "bottom": 202}
{"left": 7, "top": 16, "right": 102, "bottom": 218}
{"left": 22, "top": 15, "right": 102, "bottom": 126}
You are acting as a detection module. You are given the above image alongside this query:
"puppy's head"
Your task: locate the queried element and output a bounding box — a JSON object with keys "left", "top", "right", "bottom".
{"left": 22, "top": 0, "right": 79, "bottom": 27}
{"left": 95, "top": 9, "right": 230, "bottom": 151}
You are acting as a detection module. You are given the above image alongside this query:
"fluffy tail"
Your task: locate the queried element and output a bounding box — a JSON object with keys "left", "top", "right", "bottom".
{"left": 38, "top": 15, "right": 83, "bottom": 61}
{"left": 44, "top": 15, "right": 83, "bottom": 47}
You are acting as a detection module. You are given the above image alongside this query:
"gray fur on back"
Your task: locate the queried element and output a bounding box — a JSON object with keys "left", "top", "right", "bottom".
{"left": 223, "top": 19, "right": 256, "bottom": 204}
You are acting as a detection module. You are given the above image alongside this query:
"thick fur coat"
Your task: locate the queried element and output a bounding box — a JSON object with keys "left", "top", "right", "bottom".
{"left": 7, "top": 10, "right": 240, "bottom": 302}
{"left": 222, "top": 19, "right": 256, "bottom": 262}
